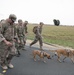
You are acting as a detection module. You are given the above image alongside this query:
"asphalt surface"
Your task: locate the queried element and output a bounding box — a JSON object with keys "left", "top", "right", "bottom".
{"left": 0, "top": 43, "right": 74, "bottom": 75}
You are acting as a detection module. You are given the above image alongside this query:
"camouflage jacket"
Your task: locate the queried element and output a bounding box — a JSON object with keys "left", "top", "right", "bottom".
{"left": 33, "top": 26, "right": 42, "bottom": 35}
{"left": 17, "top": 25, "right": 25, "bottom": 37}
{"left": 23, "top": 25, "right": 28, "bottom": 34}
{"left": 0, "top": 20, "right": 17, "bottom": 42}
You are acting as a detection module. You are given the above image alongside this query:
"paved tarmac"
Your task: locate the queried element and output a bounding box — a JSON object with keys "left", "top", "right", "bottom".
{"left": 0, "top": 41, "right": 74, "bottom": 75}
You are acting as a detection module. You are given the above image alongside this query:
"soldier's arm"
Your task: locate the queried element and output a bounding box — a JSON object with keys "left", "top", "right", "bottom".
{"left": 16, "top": 26, "right": 19, "bottom": 37}
{"left": 23, "top": 28, "right": 25, "bottom": 36}
{"left": 0, "top": 23, "right": 12, "bottom": 46}
{"left": 25, "top": 26, "right": 28, "bottom": 33}
{"left": 0, "top": 34, "right": 5, "bottom": 42}
{"left": 14, "top": 25, "right": 17, "bottom": 37}
{"left": 0, "top": 23, "right": 6, "bottom": 42}
{"left": 14, "top": 25, "right": 18, "bottom": 41}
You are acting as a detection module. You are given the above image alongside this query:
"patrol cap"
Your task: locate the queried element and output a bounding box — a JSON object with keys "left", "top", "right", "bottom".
{"left": 23, "top": 21, "right": 28, "bottom": 26}
{"left": 18, "top": 19, "right": 22, "bottom": 22}
{"left": 9, "top": 14, "right": 17, "bottom": 22}
{"left": 25, "top": 21, "right": 28, "bottom": 23}
{"left": 39, "top": 22, "right": 44, "bottom": 25}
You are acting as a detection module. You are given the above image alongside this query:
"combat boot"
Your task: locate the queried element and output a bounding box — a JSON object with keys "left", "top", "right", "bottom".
{"left": 29, "top": 44, "right": 32, "bottom": 48}
{"left": 8, "top": 63, "right": 14, "bottom": 69}
{"left": 19, "top": 46, "right": 23, "bottom": 50}
{"left": 16, "top": 54, "right": 20, "bottom": 57}
{"left": 18, "top": 51, "right": 21, "bottom": 55}
{"left": 1, "top": 64, "right": 8, "bottom": 70}
{"left": 22, "top": 46, "right": 26, "bottom": 51}
{"left": 16, "top": 50, "right": 21, "bottom": 57}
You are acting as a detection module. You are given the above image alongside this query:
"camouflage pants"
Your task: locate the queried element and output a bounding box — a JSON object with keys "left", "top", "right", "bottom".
{"left": 30, "top": 35, "right": 43, "bottom": 47}
{"left": 18, "top": 36, "right": 26, "bottom": 47}
{"left": 0, "top": 41, "right": 16, "bottom": 65}
{"left": 19, "top": 37, "right": 26, "bottom": 49}
{"left": 25, "top": 34, "right": 27, "bottom": 44}
{"left": 15, "top": 39, "right": 19, "bottom": 51}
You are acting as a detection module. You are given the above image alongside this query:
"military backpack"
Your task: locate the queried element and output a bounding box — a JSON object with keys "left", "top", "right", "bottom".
{"left": 33, "top": 26, "right": 38, "bottom": 34}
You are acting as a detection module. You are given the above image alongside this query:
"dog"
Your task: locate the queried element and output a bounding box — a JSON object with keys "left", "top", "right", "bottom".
{"left": 49, "top": 49, "right": 74, "bottom": 63}
{"left": 32, "top": 50, "right": 51, "bottom": 63}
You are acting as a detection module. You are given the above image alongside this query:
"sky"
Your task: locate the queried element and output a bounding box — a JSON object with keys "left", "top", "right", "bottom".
{"left": 0, "top": 0, "right": 74, "bottom": 25}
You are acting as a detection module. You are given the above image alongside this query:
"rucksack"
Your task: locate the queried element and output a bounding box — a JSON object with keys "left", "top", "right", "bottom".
{"left": 33, "top": 26, "right": 38, "bottom": 34}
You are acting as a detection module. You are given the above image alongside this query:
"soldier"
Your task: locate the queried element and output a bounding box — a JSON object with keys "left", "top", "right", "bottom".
{"left": 0, "top": 14, "right": 17, "bottom": 70}
{"left": 30, "top": 22, "right": 44, "bottom": 50}
{"left": 17, "top": 19, "right": 26, "bottom": 50}
{"left": 14, "top": 36, "right": 20, "bottom": 57}
{"left": 23, "top": 21, "right": 28, "bottom": 34}
{"left": 23, "top": 21, "right": 28, "bottom": 43}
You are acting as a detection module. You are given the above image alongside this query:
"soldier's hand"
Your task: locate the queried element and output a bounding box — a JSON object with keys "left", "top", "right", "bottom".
{"left": 6, "top": 41, "right": 12, "bottom": 46}
{"left": 18, "top": 40, "right": 20, "bottom": 43}
{"left": 13, "top": 39, "right": 16, "bottom": 42}
{"left": 3, "top": 40, "right": 12, "bottom": 46}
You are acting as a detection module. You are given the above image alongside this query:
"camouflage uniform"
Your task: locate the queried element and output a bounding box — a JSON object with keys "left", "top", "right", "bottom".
{"left": 0, "top": 14, "right": 17, "bottom": 69}
{"left": 14, "top": 35, "right": 20, "bottom": 57}
{"left": 17, "top": 19, "right": 26, "bottom": 50}
{"left": 23, "top": 21, "right": 28, "bottom": 34}
{"left": 30, "top": 22, "right": 44, "bottom": 50}
{"left": 23, "top": 21, "right": 28, "bottom": 43}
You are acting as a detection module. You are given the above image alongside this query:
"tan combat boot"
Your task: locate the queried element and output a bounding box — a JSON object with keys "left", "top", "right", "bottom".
{"left": 8, "top": 63, "right": 14, "bottom": 69}
{"left": 1, "top": 64, "right": 8, "bottom": 70}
